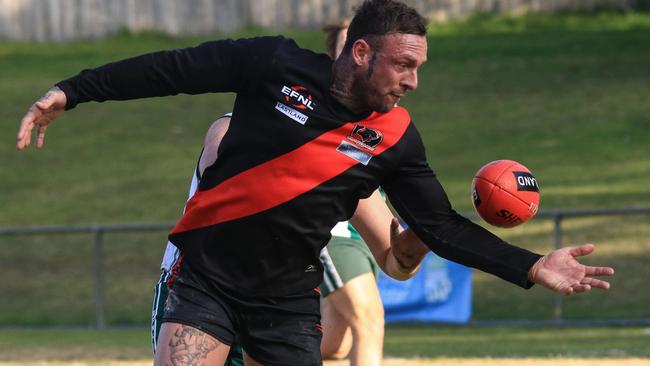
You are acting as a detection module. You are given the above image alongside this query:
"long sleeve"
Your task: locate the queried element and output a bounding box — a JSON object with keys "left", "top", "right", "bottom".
{"left": 56, "top": 36, "right": 286, "bottom": 110}
{"left": 382, "top": 123, "right": 542, "bottom": 289}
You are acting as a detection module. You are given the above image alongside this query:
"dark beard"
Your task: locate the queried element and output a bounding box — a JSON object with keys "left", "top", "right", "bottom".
{"left": 346, "top": 51, "right": 392, "bottom": 113}
{"left": 351, "top": 75, "right": 392, "bottom": 113}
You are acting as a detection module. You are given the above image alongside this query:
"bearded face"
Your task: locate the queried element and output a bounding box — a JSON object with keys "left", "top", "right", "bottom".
{"left": 349, "top": 33, "right": 427, "bottom": 113}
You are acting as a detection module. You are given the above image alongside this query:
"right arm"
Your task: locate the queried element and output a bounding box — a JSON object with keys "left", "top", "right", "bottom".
{"left": 55, "top": 37, "right": 283, "bottom": 109}
{"left": 16, "top": 36, "right": 286, "bottom": 149}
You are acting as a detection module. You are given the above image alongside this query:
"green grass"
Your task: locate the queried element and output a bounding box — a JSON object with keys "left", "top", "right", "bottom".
{"left": 427, "top": 12, "right": 650, "bottom": 35}
{"left": 0, "top": 328, "right": 150, "bottom": 361}
{"left": 1, "top": 13, "right": 649, "bottom": 326}
{"left": 384, "top": 325, "right": 650, "bottom": 358}
{"left": 0, "top": 326, "right": 648, "bottom": 361}
{"left": 0, "top": 232, "right": 164, "bottom": 326}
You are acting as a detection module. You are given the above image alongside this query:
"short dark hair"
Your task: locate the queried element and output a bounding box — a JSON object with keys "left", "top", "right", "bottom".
{"left": 322, "top": 19, "right": 350, "bottom": 59}
{"left": 342, "top": 0, "right": 428, "bottom": 53}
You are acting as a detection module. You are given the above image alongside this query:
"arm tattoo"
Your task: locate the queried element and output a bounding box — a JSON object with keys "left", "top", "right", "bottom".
{"left": 167, "top": 325, "right": 219, "bottom": 366}
{"left": 41, "top": 86, "right": 62, "bottom": 102}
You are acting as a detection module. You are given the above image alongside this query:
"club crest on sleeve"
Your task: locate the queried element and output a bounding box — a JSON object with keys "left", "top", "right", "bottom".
{"left": 346, "top": 125, "right": 383, "bottom": 151}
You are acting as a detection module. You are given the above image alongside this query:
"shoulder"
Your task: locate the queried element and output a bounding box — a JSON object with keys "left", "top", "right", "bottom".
{"left": 198, "top": 35, "right": 291, "bottom": 60}
{"left": 227, "top": 35, "right": 330, "bottom": 67}
{"left": 268, "top": 36, "right": 332, "bottom": 66}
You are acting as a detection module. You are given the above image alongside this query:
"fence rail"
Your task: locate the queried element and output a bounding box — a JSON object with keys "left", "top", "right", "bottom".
{"left": 0, "top": 0, "right": 642, "bottom": 41}
{"left": 2, "top": 206, "right": 649, "bottom": 328}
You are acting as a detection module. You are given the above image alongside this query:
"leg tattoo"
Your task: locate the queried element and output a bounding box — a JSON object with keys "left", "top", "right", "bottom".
{"left": 167, "top": 325, "right": 219, "bottom": 366}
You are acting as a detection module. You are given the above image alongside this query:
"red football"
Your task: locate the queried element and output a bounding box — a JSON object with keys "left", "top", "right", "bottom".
{"left": 471, "top": 160, "right": 540, "bottom": 228}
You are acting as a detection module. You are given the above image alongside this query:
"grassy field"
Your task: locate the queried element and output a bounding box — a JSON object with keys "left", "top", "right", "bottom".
{"left": 0, "top": 11, "right": 649, "bottom": 331}
{"left": 0, "top": 326, "right": 648, "bottom": 363}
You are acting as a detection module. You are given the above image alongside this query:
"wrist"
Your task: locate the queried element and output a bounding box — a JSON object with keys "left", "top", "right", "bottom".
{"left": 392, "top": 251, "right": 423, "bottom": 276}
{"left": 528, "top": 256, "right": 544, "bottom": 283}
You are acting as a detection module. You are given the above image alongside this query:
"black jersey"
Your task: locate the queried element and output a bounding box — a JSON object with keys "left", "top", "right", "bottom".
{"left": 57, "top": 36, "right": 541, "bottom": 296}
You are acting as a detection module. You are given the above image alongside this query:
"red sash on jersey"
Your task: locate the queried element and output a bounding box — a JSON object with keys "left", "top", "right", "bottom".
{"left": 171, "top": 107, "right": 411, "bottom": 235}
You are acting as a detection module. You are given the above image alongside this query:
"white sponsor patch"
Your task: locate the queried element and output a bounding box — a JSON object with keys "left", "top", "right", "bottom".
{"left": 336, "top": 140, "right": 373, "bottom": 166}
{"left": 275, "top": 102, "right": 308, "bottom": 125}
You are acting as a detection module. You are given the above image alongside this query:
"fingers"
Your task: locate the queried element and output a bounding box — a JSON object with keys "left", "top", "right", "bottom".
{"left": 17, "top": 88, "right": 65, "bottom": 150}
{"left": 564, "top": 277, "right": 610, "bottom": 296}
{"left": 571, "top": 284, "right": 591, "bottom": 293}
{"left": 36, "top": 124, "right": 48, "bottom": 148}
{"left": 568, "top": 243, "right": 595, "bottom": 258}
{"left": 17, "top": 108, "right": 39, "bottom": 150}
{"left": 585, "top": 266, "right": 615, "bottom": 277}
{"left": 581, "top": 277, "right": 611, "bottom": 290}
{"left": 390, "top": 218, "right": 400, "bottom": 237}
{"left": 558, "top": 286, "right": 573, "bottom": 296}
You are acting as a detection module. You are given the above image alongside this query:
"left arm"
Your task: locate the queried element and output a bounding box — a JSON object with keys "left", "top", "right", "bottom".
{"left": 382, "top": 123, "right": 613, "bottom": 293}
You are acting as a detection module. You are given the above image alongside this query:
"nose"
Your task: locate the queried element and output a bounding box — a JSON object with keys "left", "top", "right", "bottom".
{"left": 401, "top": 69, "right": 418, "bottom": 91}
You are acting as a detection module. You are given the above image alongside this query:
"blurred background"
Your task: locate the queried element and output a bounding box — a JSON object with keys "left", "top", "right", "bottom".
{"left": 0, "top": 0, "right": 649, "bottom": 364}
{"left": 1, "top": 0, "right": 650, "bottom": 41}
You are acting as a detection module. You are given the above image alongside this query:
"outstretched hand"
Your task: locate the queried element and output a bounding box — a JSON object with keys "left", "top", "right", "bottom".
{"left": 529, "top": 244, "right": 614, "bottom": 295}
{"left": 17, "top": 87, "right": 67, "bottom": 150}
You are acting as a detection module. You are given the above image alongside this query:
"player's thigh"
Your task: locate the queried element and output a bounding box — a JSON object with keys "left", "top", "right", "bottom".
{"left": 327, "top": 272, "right": 384, "bottom": 326}
{"left": 154, "top": 322, "right": 231, "bottom": 365}
{"left": 320, "top": 296, "right": 353, "bottom": 359}
{"left": 321, "top": 296, "right": 351, "bottom": 341}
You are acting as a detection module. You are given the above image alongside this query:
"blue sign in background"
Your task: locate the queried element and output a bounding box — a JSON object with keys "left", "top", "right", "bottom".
{"left": 377, "top": 252, "right": 472, "bottom": 323}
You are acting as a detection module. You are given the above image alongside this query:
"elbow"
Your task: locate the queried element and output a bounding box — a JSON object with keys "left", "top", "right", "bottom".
{"left": 384, "top": 262, "right": 423, "bottom": 281}
{"left": 389, "top": 271, "right": 415, "bottom": 281}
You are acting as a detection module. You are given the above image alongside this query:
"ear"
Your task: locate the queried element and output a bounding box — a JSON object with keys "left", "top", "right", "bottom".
{"left": 351, "top": 39, "right": 372, "bottom": 67}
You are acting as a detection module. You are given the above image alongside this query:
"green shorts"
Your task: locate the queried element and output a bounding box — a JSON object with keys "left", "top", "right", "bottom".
{"left": 319, "top": 236, "right": 379, "bottom": 297}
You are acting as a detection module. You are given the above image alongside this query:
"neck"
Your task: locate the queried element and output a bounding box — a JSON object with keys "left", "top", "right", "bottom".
{"left": 330, "top": 57, "right": 368, "bottom": 115}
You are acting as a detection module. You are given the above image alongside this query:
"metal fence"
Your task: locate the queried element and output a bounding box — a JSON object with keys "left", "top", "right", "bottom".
{"left": 1, "top": 206, "right": 649, "bottom": 328}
